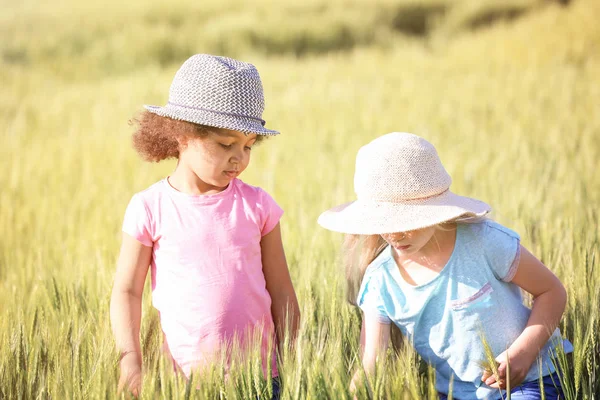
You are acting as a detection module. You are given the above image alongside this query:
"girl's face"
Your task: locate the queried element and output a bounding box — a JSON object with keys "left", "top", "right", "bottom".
{"left": 381, "top": 226, "right": 437, "bottom": 257}
{"left": 179, "top": 129, "right": 257, "bottom": 190}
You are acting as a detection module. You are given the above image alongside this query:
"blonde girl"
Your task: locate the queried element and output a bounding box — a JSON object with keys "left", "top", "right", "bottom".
{"left": 318, "top": 132, "right": 572, "bottom": 399}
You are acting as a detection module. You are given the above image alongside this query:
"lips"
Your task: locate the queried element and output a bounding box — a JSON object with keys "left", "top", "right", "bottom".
{"left": 224, "top": 170, "right": 238, "bottom": 178}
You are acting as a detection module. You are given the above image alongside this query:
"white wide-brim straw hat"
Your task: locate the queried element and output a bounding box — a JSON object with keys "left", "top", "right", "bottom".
{"left": 145, "top": 54, "right": 279, "bottom": 136}
{"left": 318, "top": 132, "right": 491, "bottom": 235}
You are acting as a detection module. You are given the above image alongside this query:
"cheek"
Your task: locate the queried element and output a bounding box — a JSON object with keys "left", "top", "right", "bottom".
{"left": 241, "top": 152, "right": 252, "bottom": 166}
{"left": 184, "top": 148, "right": 218, "bottom": 170}
{"left": 203, "top": 145, "right": 226, "bottom": 162}
{"left": 415, "top": 230, "right": 436, "bottom": 246}
{"left": 381, "top": 234, "right": 393, "bottom": 243}
{"left": 381, "top": 233, "right": 405, "bottom": 246}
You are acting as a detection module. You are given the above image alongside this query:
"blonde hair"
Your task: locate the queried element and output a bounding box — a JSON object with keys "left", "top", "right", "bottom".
{"left": 343, "top": 215, "right": 489, "bottom": 350}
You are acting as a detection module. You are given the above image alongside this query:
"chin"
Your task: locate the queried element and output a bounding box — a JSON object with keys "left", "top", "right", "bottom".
{"left": 218, "top": 178, "right": 235, "bottom": 187}
{"left": 395, "top": 246, "right": 418, "bottom": 255}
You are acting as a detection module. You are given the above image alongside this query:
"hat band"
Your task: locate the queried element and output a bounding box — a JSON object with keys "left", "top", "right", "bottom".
{"left": 362, "top": 188, "right": 450, "bottom": 204}
{"left": 167, "top": 101, "right": 266, "bottom": 126}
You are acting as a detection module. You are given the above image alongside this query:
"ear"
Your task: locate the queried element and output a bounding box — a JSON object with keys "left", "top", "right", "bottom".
{"left": 175, "top": 134, "right": 190, "bottom": 150}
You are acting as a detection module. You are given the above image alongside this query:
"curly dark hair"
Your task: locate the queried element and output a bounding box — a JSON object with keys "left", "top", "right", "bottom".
{"left": 130, "top": 111, "right": 265, "bottom": 162}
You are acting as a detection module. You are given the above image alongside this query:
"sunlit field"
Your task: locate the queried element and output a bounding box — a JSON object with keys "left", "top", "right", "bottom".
{"left": 1, "top": 0, "right": 599, "bottom": 398}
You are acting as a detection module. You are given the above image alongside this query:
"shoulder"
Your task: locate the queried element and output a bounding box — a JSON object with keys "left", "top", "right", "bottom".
{"left": 233, "top": 178, "right": 267, "bottom": 198}
{"left": 363, "top": 246, "right": 393, "bottom": 282}
{"left": 234, "top": 180, "right": 283, "bottom": 234}
{"left": 125, "top": 180, "right": 166, "bottom": 211}
{"left": 483, "top": 220, "right": 520, "bottom": 240}
{"left": 132, "top": 180, "right": 168, "bottom": 203}
{"left": 234, "top": 179, "right": 280, "bottom": 208}
{"left": 356, "top": 246, "right": 394, "bottom": 311}
{"left": 459, "top": 219, "right": 520, "bottom": 243}
{"left": 458, "top": 219, "right": 522, "bottom": 281}
{"left": 122, "top": 181, "right": 166, "bottom": 242}
{"left": 125, "top": 180, "right": 173, "bottom": 223}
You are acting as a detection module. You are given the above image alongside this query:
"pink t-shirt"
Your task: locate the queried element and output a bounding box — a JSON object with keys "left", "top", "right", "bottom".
{"left": 122, "top": 178, "right": 283, "bottom": 377}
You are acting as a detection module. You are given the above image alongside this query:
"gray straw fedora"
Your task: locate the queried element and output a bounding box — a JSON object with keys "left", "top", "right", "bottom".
{"left": 318, "top": 133, "right": 491, "bottom": 235}
{"left": 145, "top": 54, "right": 279, "bottom": 135}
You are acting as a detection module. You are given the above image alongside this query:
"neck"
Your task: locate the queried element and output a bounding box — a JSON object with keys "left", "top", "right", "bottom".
{"left": 169, "top": 165, "right": 228, "bottom": 195}
{"left": 394, "top": 226, "right": 457, "bottom": 271}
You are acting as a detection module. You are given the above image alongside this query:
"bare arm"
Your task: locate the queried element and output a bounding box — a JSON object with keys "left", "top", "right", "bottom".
{"left": 261, "top": 223, "right": 300, "bottom": 352}
{"left": 109, "top": 233, "right": 152, "bottom": 395}
{"left": 360, "top": 315, "right": 391, "bottom": 373}
{"left": 351, "top": 315, "right": 391, "bottom": 393}
{"left": 483, "top": 244, "right": 567, "bottom": 389}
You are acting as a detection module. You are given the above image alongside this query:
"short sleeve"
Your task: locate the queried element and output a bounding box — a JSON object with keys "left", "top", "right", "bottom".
{"left": 356, "top": 268, "right": 391, "bottom": 324}
{"left": 481, "top": 221, "right": 521, "bottom": 282}
{"left": 122, "top": 194, "right": 153, "bottom": 247}
{"left": 258, "top": 188, "right": 284, "bottom": 236}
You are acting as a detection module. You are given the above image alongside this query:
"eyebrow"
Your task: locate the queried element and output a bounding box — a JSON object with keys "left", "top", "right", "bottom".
{"left": 215, "top": 131, "right": 257, "bottom": 141}
{"left": 215, "top": 131, "right": 239, "bottom": 138}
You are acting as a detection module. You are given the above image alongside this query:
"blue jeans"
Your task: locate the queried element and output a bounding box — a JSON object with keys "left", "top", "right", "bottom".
{"left": 257, "top": 377, "right": 280, "bottom": 400}
{"left": 439, "top": 372, "right": 564, "bottom": 399}
{"left": 271, "top": 377, "right": 281, "bottom": 400}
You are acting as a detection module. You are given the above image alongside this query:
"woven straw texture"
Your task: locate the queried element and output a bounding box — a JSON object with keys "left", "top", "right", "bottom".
{"left": 318, "top": 132, "right": 490, "bottom": 234}
{"left": 145, "top": 54, "right": 279, "bottom": 135}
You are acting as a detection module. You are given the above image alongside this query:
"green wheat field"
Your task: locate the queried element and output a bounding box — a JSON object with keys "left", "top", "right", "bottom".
{"left": 1, "top": 0, "right": 599, "bottom": 398}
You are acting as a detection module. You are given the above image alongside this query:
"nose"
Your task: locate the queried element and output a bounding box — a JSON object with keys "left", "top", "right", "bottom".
{"left": 230, "top": 148, "right": 244, "bottom": 165}
{"left": 392, "top": 232, "right": 406, "bottom": 241}
{"left": 383, "top": 232, "right": 406, "bottom": 242}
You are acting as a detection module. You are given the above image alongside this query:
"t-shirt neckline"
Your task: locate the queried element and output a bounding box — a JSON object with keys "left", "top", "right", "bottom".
{"left": 163, "top": 176, "right": 236, "bottom": 203}
{"left": 388, "top": 224, "right": 462, "bottom": 290}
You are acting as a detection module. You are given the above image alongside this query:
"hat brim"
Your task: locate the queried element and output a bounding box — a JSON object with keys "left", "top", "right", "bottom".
{"left": 317, "top": 190, "right": 491, "bottom": 235}
{"left": 144, "top": 104, "right": 279, "bottom": 136}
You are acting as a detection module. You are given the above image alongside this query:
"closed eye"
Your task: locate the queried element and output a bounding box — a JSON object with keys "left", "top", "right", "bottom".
{"left": 220, "top": 143, "right": 232, "bottom": 149}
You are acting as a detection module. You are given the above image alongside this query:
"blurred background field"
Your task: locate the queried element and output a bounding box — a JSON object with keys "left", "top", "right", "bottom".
{"left": 1, "top": 0, "right": 599, "bottom": 398}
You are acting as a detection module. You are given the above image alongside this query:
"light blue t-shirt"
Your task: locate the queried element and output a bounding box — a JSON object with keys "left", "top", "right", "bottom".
{"left": 357, "top": 220, "right": 573, "bottom": 400}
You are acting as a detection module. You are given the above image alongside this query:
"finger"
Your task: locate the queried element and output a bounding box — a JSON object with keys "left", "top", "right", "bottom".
{"left": 118, "top": 375, "right": 140, "bottom": 398}
{"left": 481, "top": 370, "right": 491, "bottom": 381}
{"left": 117, "top": 378, "right": 125, "bottom": 396}
{"left": 496, "top": 362, "right": 507, "bottom": 379}
{"left": 129, "top": 378, "right": 141, "bottom": 398}
{"left": 512, "top": 377, "right": 524, "bottom": 387}
{"left": 484, "top": 375, "right": 497, "bottom": 386}
{"left": 489, "top": 380, "right": 506, "bottom": 390}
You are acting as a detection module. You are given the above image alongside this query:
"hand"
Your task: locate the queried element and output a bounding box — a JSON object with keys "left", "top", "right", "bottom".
{"left": 118, "top": 352, "right": 142, "bottom": 397}
{"left": 349, "top": 371, "right": 363, "bottom": 400}
{"left": 481, "top": 348, "right": 534, "bottom": 390}
{"left": 349, "top": 370, "right": 360, "bottom": 394}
